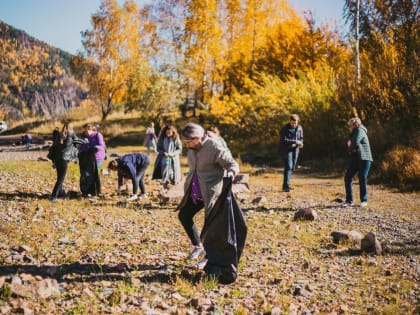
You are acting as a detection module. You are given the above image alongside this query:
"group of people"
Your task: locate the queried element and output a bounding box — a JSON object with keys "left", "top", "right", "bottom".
{"left": 48, "top": 122, "right": 106, "bottom": 202}
{"left": 279, "top": 114, "right": 373, "bottom": 207}
{"left": 48, "top": 120, "right": 243, "bottom": 281}
{"left": 46, "top": 116, "right": 372, "bottom": 282}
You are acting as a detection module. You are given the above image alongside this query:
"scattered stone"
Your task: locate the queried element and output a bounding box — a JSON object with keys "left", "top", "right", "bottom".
{"left": 293, "top": 208, "right": 317, "bottom": 221}
{"left": 361, "top": 232, "right": 382, "bottom": 255}
{"left": 36, "top": 279, "right": 61, "bottom": 299}
{"left": 253, "top": 168, "right": 267, "bottom": 176}
{"left": 0, "top": 305, "right": 11, "bottom": 314}
{"left": 10, "top": 283, "right": 32, "bottom": 298}
{"left": 17, "top": 245, "right": 32, "bottom": 253}
{"left": 251, "top": 196, "right": 267, "bottom": 205}
{"left": 348, "top": 230, "right": 363, "bottom": 248}
{"left": 11, "top": 276, "right": 22, "bottom": 285}
{"left": 58, "top": 236, "right": 75, "bottom": 246}
{"left": 271, "top": 306, "right": 283, "bottom": 315}
{"left": 331, "top": 230, "right": 350, "bottom": 244}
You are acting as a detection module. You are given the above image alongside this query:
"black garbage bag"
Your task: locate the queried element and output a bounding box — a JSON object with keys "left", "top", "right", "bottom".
{"left": 200, "top": 177, "right": 247, "bottom": 284}
{"left": 78, "top": 149, "right": 101, "bottom": 196}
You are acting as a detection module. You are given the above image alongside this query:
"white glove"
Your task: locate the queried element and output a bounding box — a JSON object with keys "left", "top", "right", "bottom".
{"left": 226, "top": 171, "right": 235, "bottom": 178}
{"left": 296, "top": 140, "right": 303, "bottom": 148}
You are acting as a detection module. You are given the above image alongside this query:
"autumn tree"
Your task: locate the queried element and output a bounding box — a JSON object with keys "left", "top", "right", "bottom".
{"left": 71, "top": 0, "right": 150, "bottom": 121}
{"left": 343, "top": 0, "right": 419, "bottom": 148}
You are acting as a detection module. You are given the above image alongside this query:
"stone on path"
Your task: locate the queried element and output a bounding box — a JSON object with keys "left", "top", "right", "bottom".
{"left": 361, "top": 232, "right": 382, "bottom": 255}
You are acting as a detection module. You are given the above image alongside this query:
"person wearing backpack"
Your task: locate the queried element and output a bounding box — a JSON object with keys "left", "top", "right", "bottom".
{"left": 50, "top": 122, "right": 88, "bottom": 202}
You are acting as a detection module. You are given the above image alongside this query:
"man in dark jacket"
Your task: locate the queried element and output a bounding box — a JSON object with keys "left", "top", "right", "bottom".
{"left": 279, "top": 114, "right": 303, "bottom": 192}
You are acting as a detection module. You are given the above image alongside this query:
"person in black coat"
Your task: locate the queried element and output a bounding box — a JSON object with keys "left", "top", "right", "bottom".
{"left": 50, "top": 122, "right": 88, "bottom": 202}
{"left": 278, "top": 114, "right": 303, "bottom": 192}
{"left": 108, "top": 153, "right": 150, "bottom": 201}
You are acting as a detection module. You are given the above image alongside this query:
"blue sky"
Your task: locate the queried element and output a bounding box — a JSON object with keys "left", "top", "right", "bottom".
{"left": 0, "top": 0, "right": 346, "bottom": 54}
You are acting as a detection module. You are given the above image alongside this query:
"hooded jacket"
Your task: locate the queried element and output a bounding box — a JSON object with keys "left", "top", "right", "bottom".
{"left": 177, "top": 134, "right": 239, "bottom": 216}
{"left": 348, "top": 125, "right": 373, "bottom": 161}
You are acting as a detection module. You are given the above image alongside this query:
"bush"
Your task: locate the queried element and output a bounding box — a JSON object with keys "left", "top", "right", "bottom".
{"left": 380, "top": 147, "right": 420, "bottom": 191}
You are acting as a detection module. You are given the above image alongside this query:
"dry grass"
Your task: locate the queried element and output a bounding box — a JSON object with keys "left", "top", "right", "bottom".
{"left": 380, "top": 147, "right": 420, "bottom": 191}
{"left": 0, "top": 147, "right": 419, "bottom": 314}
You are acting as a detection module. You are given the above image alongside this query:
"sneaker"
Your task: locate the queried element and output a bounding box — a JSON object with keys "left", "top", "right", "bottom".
{"left": 342, "top": 202, "right": 354, "bottom": 207}
{"left": 283, "top": 188, "right": 290, "bottom": 192}
{"left": 127, "top": 195, "right": 138, "bottom": 201}
{"left": 50, "top": 197, "right": 58, "bottom": 203}
{"left": 139, "top": 194, "right": 147, "bottom": 199}
{"left": 187, "top": 246, "right": 205, "bottom": 260}
{"left": 360, "top": 201, "right": 368, "bottom": 207}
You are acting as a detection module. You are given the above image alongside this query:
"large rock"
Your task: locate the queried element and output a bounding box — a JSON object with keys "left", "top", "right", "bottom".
{"left": 361, "top": 232, "right": 382, "bottom": 255}
{"left": 331, "top": 230, "right": 362, "bottom": 248}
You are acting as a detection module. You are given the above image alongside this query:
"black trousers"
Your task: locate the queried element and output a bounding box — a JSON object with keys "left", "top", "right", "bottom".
{"left": 178, "top": 197, "right": 204, "bottom": 246}
{"left": 133, "top": 161, "right": 149, "bottom": 195}
{"left": 52, "top": 159, "right": 68, "bottom": 199}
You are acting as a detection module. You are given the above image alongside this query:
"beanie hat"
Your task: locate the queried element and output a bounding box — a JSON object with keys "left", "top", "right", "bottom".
{"left": 182, "top": 123, "right": 205, "bottom": 140}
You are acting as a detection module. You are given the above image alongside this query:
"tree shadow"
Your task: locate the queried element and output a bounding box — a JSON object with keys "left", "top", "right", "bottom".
{"left": 0, "top": 262, "right": 203, "bottom": 285}
{"left": 0, "top": 190, "right": 82, "bottom": 201}
{"left": 242, "top": 203, "right": 342, "bottom": 213}
{"left": 0, "top": 192, "right": 51, "bottom": 201}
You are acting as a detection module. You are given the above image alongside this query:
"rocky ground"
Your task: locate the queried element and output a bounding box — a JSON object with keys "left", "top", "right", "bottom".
{"left": 0, "top": 150, "right": 418, "bottom": 314}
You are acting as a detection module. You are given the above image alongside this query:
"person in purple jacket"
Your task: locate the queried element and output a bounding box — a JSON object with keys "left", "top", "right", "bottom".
{"left": 108, "top": 153, "right": 150, "bottom": 201}
{"left": 78, "top": 123, "right": 106, "bottom": 168}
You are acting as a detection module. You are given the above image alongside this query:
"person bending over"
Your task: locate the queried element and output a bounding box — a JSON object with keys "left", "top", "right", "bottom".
{"left": 108, "top": 153, "right": 150, "bottom": 201}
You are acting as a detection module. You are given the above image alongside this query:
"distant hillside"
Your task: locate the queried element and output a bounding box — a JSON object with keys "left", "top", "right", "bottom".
{"left": 0, "top": 20, "right": 86, "bottom": 121}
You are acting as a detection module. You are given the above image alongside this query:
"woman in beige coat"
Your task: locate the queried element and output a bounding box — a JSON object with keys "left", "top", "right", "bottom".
{"left": 177, "top": 123, "right": 239, "bottom": 260}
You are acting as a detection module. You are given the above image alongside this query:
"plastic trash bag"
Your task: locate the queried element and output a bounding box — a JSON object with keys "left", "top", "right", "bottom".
{"left": 200, "top": 177, "right": 247, "bottom": 284}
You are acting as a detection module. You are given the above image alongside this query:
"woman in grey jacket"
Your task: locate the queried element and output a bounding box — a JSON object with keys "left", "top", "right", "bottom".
{"left": 50, "top": 122, "right": 88, "bottom": 202}
{"left": 152, "top": 125, "right": 182, "bottom": 188}
{"left": 177, "top": 123, "right": 239, "bottom": 260}
{"left": 343, "top": 117, "right": 373, "bottom": 207}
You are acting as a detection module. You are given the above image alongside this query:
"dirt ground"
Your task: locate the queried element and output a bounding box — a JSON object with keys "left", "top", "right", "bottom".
{"left": 0, "top": 149, "right": 418, "bottom": 314}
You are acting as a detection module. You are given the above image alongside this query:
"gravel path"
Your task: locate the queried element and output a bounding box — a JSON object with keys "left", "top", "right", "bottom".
{"left": 0, "top": 146, "right": 49, "bottom": 161}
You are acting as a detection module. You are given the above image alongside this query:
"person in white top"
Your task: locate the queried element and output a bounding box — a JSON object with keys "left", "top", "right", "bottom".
{"left": 143, "top": 122, "right": 157, "bottom": 155}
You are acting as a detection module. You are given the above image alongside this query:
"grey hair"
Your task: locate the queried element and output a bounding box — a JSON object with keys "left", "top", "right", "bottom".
{"left": 348, "top": 117, "right": 361, "bottom": 127}
{"left": 182, "top": 123, "right": 205, "bottom": 140}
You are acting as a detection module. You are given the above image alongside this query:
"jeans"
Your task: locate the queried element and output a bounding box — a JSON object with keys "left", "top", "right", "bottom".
{"left": 133, "top": 161, "right": 150, "bottom": 195}
{"left": 345, "top": 156, "right": 372, "bottom": 203}
{"left": 52, "top": 159, "right": 69, "bottom": 199}
{"left": 282, "top": 150, "right": 298, "bottom": 190}
{"left": 178, "top": 197, "right": 204, "bottom": 246}
{"left": 146, "top": 139, "right": 157, "bottom": 155}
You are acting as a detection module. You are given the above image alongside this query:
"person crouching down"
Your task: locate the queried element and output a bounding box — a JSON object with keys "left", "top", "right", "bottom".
{"left": 108, "top": 153, "right": 150, "bottom": 201}
{"left": 177, "top": 123, "right": 239, "bottom": 261}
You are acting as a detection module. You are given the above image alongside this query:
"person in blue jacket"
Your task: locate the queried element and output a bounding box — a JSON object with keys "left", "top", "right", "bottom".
{"left": 278, "top": 114, "right": 303, "bottom": 192}
{"left": 108, "top": 153, "right": 150, "bottom": 201}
